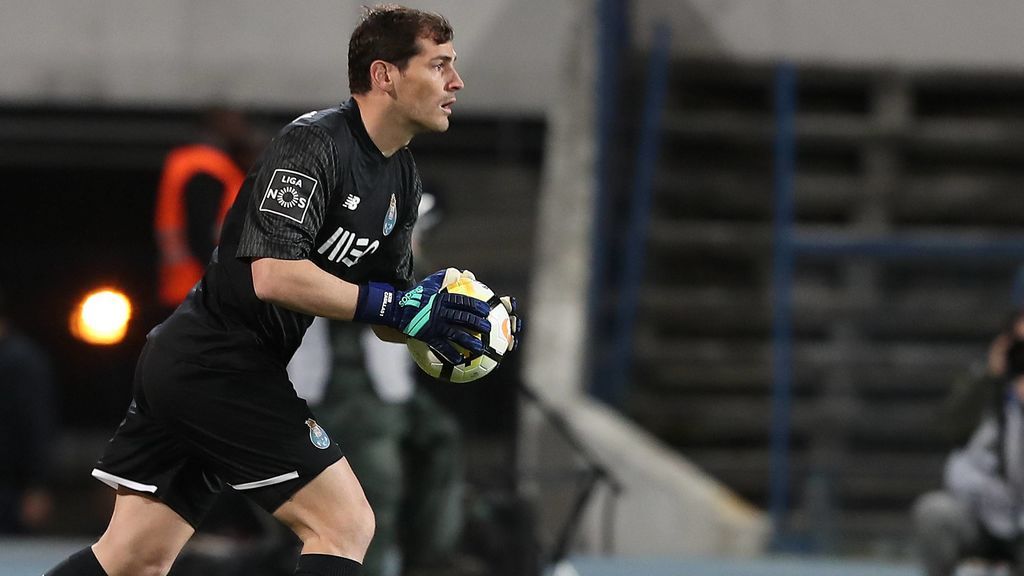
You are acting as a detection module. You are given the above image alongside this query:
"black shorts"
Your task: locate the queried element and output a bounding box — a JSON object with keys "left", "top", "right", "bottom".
{"left": 92, "top": 332, "right": 343, "bottom": 528}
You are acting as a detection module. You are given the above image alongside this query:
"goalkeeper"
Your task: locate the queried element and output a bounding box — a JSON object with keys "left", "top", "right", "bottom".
{"left": 45, "top": 5, "right": 520, "bottom": 576}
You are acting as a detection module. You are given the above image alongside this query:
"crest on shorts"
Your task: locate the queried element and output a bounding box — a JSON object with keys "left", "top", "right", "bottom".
{"left": 306, "top": 418, "right": 331, "bottom": 450}
{"left": 383, "top": 193, "right": 398, "bottom": 236}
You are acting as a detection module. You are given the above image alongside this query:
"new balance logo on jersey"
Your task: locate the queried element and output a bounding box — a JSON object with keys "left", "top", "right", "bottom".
{"left": 343, "top": 195, "right": 361, "bottom": 211}
{"left": 259, "top": 169, "right": 317, "bottom": 223}
{"left": 317, "top": 226, "right": 380, "bottom": 267}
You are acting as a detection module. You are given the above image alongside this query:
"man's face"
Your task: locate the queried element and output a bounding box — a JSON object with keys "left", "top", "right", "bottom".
{"left": 391, "top": 38, "right": 463, "bottom": 134}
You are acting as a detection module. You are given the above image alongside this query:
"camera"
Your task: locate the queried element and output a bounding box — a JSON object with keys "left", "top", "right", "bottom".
{"left": 1006, "top": 338, "right": 1024, "bottom": 377}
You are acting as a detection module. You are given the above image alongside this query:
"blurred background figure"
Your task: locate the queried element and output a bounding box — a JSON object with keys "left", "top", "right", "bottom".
{"left": 151, "top": 108, "right": 285, "bottom": 576}
{"left": 153, "top": 107, "right": 260, "bottom": 314}
{"left": 0, "top": 284, "right": 57, "bottom": 534}
{"left": 303, "top": 189, "right": 474, "bottom": 576}
{"left": 913, "top": 310, "right": 1024, "bottom": 576}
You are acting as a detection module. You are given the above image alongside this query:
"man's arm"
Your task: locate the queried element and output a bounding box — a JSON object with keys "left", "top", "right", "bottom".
{"left": 253, "top": 259, "right": 489, "bottom": 362}
{"left": 371, "top": 325, "right": 406, "bottom": 343}
{"left": 251, "top": 257, "right": 361, "bottom": 321}
{"left": 250, "top": 258, "right": 409, "bottom": 343}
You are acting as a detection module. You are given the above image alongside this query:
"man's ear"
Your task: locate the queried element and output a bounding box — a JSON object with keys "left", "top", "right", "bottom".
{"left": 370, "top": 60, "right": 395, "bottom": 93}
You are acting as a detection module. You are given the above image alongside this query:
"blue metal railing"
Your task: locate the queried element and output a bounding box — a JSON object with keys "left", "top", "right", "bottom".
{"left": 604, "top": 24, "right": 673, "bottom": 406}
{"left": 587, "top": 0, "right": 630, "bottom": 403}
{"left": 768, "top": 63, "right": 1024, "bottom": 548}
{"left": 769, "top": 62, "right": 798, "bottom": 546}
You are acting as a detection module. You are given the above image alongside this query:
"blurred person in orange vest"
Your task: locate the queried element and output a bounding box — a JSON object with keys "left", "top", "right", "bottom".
{"left": 154, "top": 108, "right": 261, "bottom": 310}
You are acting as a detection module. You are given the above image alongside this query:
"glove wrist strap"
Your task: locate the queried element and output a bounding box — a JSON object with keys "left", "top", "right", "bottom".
{"left": 352, "top": 282, "right": 401, "bottom": 327}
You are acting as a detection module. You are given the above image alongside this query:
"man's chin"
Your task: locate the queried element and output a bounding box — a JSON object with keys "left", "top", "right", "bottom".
{"left": 417, "top": 117, "right": 450, "bottom": 134}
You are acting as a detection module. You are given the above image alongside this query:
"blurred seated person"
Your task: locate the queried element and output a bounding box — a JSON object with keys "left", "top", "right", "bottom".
{"left": 0, "top": 285, "right": 56, "bottom": 534}
{"left": 913, "top": 310, "right": 1024, "bottom": 576}
{"left": 309, "top": 191, "right": 472, "bottom": 576}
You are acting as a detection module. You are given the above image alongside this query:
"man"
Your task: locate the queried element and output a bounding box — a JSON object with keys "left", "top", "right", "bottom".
{"left": 913, "top": 312, "right": 1024, "bottom": 576}
{"left": 0, "top": 285, "right": 56, "bottom": 534}
{"left": 319, "top": 191, "right": 471, "bottom": 576}
{"left": 153, "top": 108, "right": 258, "bottom": 311}
{"left": 46, "top": 6, "right": 520, "bottom": 576}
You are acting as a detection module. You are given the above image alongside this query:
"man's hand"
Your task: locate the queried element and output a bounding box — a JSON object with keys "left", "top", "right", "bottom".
{"left": 988, "top": 332, "right": 1012, "bottom": 378}
{"left": 20, "top": 487, "right": 53, "bottom": 530}
{"left": 353, "top": 268, "right": 491, "bottom": 364}
{"left": 499, "top": 295, "right": 523, "bottom": 352}
{"left": 396, "top": 269, "right": 491, "bottom": 363}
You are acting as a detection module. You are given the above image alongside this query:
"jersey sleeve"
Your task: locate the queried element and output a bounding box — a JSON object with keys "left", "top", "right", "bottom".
{"left": 237, "top": 125, "right": 339, "bottom": 260}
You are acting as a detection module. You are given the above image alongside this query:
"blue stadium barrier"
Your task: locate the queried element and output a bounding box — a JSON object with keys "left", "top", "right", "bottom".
{"left": 768, "top": 62, "right": 1024, "bottom": 550}
{"left": 0, "top": 538, "right": 91, "bottom": 575}
{"left": 548, "top": 555, "right": 920, "bottom": 576}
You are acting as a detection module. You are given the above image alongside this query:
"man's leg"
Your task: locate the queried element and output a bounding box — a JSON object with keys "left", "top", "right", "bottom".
{"left": 912, "top": 490, "right": 978, "bottom": 576}
{"left": 274, "top": 457, "right": 374, "bottom": 576}
{"left": 343, "top": 428, "right": 405, "bottom": 576}
{"left": 48, "top": 489, "right": 195, "bottom": 576}
{"left": 403, "top": 390, "right": 464, "bottom": 568}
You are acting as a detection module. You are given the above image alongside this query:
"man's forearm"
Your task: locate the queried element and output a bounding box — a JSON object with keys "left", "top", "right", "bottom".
{"left": 250, "top": 257, "right": 360, "bottom": 320}
{"left": 372, "top": 324, "right": 408, "bottom": 343}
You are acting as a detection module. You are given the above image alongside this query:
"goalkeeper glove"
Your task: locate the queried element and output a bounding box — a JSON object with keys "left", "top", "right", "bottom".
{"left": 450, "top": 269, "right": 523, "bottom": 353}
{"left": 353, "top": 268, "right": 491, "bottom": 364}
{"left": 499, "top": 295, "right": 523, "bottom": 352}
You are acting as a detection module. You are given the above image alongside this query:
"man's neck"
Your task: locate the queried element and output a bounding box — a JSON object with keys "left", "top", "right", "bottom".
{"left": 352, "top": 94, "right": 412, "bottom": 157}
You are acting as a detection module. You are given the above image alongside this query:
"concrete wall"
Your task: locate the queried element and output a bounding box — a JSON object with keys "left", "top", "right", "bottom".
{"left": 520, "top": 0, "right": 767, "bottom": 557}
{"left": 635, "top": 0, "right": 1024, "bottom": 69}
{"left": 8, "top": 1, "right": 1024, "bottom": 114}
{"left": 0, "top": 0, "right": 574, "bottom": 113}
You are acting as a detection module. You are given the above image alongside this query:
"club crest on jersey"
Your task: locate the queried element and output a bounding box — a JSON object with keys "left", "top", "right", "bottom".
{"left": 306, "top": 419, "right": 331, "bottom": 450}
{"left": 259, "top": 169, "right": 318, "bottom": 224}
{"left": 383, "top": 193, "right": 398, "bottom": 236}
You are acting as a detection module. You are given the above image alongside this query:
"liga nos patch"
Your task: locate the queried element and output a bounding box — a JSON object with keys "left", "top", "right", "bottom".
{"left": 259, "top": 168, "right": 318, "bottom": 223}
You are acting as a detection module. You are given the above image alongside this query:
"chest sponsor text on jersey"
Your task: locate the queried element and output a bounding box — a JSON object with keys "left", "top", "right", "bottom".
{"left": 317, "top": 226, "right": 379, "bottom": 267}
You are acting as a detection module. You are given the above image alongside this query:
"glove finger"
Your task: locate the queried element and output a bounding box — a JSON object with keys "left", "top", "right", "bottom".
{"left": 449, "top": 329, "right": 485, "bottom": 358}
{"left": 442, "top": 293, "right": 491, "bottom": 317}
{"left": 459, "top": 269, "right": 477, "bottom": 281}
{"left": 441, "top": 267, "right": 462, "bottom": 289}
{"left": 419, "top": 268, "right": 457, "bottom": 293}
{"left": 424, "top": 269, "right": 448, "bottom": 284}
{"left": 499, "top": 295, "right": 517, "bottom": 315}
{"left": 429, "top": 340, "right": 466, "bottom": 365}
{"left": 499, "top": 296, "right": 522, "bottom": 341}
{"left": 441, "top": 309, "right": 491, "bottom": 333}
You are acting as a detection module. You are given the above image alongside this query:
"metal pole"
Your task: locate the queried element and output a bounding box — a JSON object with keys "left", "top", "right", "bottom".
{"left": 587, "top": 0, "right": 628, "bottom": 403}
{"left": 769, "top": 62, "right": 797, "bottom": 547}
{"left": 609, "top": 23, "right": 672, "bottom": 406}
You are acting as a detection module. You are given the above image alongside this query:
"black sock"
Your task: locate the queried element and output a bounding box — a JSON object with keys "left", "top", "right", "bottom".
{"left": 45, "top": 547, "right": 108, "bottom": 576}
{"left": 294, "top": 553, "right": 362, "bottom": 576}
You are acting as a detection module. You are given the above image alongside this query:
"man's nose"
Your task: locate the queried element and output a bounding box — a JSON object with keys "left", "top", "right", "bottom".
{"left": 449, "top": 69, "right": 464, "bottom": 91}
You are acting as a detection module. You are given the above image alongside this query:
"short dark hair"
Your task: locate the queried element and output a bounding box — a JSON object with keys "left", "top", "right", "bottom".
{"left": 348, "top": 4, "right": 455, "bottom": 95}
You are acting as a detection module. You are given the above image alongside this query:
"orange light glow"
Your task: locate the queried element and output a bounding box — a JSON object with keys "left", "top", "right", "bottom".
{"left": 70, "top": 288, "right": 133, "bottom": 345}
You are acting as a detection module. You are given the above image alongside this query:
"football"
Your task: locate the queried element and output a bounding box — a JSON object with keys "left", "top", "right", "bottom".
{"left": 407, "top": 276, "right": 512, "bottom": 383}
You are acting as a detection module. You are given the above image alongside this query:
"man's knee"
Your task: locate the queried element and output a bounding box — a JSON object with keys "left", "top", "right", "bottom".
{"left": 322, "top": 498, "right": 376, "bottom": 553}
{"left": 94, "top": 535, "right": 180, "bottom": 576}
{"left": 291, "top": 494, "right": 376, "bottom": 555}
{"left": 913, "top": 491, "right": 965, "bottom": 530}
